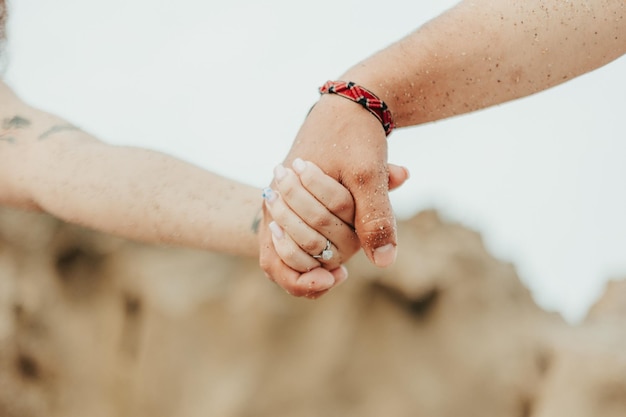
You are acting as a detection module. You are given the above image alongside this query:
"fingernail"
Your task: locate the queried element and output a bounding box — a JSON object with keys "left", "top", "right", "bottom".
{"left": 403, "top": 166, "right": 411, "bottom": 179}
{"left": 292, "top": 158, "right": 306, "bottom": 174}
{"left": 273, "top": 164, "right": 287, "bottom": 181}
{"left": 262, "top": 187, "right": 277, "bottom": 203}
{"left": 373, "top": 244, "right": 397, "bottom": 267}
{"left": 269, "top": 221, "right": 284, "bottom": 239}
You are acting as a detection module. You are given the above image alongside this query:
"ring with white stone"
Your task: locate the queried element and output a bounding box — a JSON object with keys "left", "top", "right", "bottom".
{"left": 312, "top": 239, "right": 333, "bottom": 261}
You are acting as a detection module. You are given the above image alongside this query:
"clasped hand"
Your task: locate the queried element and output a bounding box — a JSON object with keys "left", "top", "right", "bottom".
{"left": 258, "top": 95, "right": 408, "bottom": 298}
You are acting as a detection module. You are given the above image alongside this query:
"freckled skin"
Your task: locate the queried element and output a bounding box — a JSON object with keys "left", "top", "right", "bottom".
{"left": 0, "top": 79, "right": 264, "bottom": 256}
{"left": 346, "top": 0, "right": 626, "bottom": 126}
{"left": 0, "top": 1, "right": 407, "bottom": 298}
{"left": 259, "top": 0, "right": 626, "bottom": 274}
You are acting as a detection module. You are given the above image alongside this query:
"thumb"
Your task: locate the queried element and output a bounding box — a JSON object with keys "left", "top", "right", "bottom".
{"left": 345, "top": 164, "right": 397, "bottom": 268}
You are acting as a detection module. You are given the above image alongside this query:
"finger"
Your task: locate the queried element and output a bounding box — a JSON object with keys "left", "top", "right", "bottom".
{"left": 297, "top": 267, "right": 342, "bottom": 298}
{"left": 277, "top": 94, "right": 396, "bottom": 269}
{"left": 279, "top": 161, "right": 360, "bottom": 258}
{"left": 300, "top": 265, "right": 348, "bottom": 299}
{"left": 263, "top": 186, "right": 332, "bottom": 257}
{"left": 264, "top": 184, "right": 354, "bottom": 267}
{"left": 269, "top": 221, "right": 320, "bottom": 272}
{"left": 342, "top": 162, "right": 397, "bottom": 268}
{"left": 259, "top": 221, "right": 335, "bottom": 297}
{"left": 388, "top": 164, "right": 410, "bottom": 191}
{"left": 269, "top": 217, "right": 343, "bottom": 272}
{"left": 290, "top": 159, "right": 355, "bottom": 225}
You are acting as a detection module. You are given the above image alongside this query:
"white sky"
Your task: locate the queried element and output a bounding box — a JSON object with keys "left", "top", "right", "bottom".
{"left": 4, "top": 0, "right": 626, "bottom": 322}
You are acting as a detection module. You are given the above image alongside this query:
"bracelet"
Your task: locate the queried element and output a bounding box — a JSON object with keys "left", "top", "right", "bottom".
{"left": 319, "top": 80, "right": 395, "bottom": 136}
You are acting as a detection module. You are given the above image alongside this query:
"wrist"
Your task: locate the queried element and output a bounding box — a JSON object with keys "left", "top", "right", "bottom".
{"left": 312, "top": 93, "right": 388, "bottom": 138}
{"left": 318, "top": 81, "right": 395, "bottom": 136}
{"left": 339, "top": 55, "right": 415, "bottom": 127}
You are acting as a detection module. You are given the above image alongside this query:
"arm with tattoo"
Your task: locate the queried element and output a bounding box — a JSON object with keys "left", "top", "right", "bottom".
{"left": 0, "top": 79, "right": 399, "bottom": 291}
{"left": 0, "top": 81, "right": 265, "bottom": 256}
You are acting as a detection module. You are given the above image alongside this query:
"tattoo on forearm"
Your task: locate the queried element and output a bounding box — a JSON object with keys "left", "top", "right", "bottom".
{"left": 0, "top": 116, "right": 32, "bottom": 144}
{"left": 2, "top": 116, "right": 31, "bottom": 129}
{"left": 251, "top": 207, "right": 263, "bottom": 234}
{"left": 38, "top": 124, "right": 80, "bottom": 140}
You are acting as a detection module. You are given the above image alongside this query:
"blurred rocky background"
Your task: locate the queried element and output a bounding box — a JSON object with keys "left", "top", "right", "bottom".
{"left": 0, "top": 207, "right": 624, "bottom": 417}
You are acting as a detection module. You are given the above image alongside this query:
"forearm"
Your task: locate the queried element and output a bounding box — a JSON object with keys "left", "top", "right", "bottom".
{"left": 341, "top": 0, "right": 626, "bottom": 126}
{"left": 27, "top": 139, "right": 263, "bottom": 256}
{"left": 1, "top": 83, "right": 262, "bottom": 257}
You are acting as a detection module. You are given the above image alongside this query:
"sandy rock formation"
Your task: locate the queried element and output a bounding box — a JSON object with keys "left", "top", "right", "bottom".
{"left": 532, "top": 279, "right": 626, "bottom": 417}
{"left": 0, "top": 207, "right": 621, "bottom": 417}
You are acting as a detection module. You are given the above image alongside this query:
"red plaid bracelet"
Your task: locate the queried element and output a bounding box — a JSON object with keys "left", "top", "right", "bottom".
{"left": 319, "top": 80, "right": 395, "bottom": 136}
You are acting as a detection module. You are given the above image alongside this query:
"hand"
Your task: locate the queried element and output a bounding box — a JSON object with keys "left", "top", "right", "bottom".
{"left": 278, "top": 94, "right": 397, "bottom": 266}
{"left": 267, "top": 159, "right": 410, "bottom": 272}
{"left": 260, "top": 158, "right": 357, "bottom": 298}
{"left": 265, "top": 159, "right": 360, "bottom": 272}
{"left": 259, "top": 156, "right": 409, "bottom": 298}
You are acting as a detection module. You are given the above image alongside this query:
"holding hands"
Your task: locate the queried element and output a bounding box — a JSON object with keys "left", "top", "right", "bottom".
{"left": 4, "top": 0, "right": 623, "bottom": 303}
{"left": 259, "top": 77, "right": 406, "bottom": 298}
{"left": 262, "top": 155, "right": 409, "bottom": 298}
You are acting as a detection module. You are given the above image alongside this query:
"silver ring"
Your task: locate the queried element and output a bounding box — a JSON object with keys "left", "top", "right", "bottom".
{"left": 312, "top": 239, "right": 333, "bottom": 261}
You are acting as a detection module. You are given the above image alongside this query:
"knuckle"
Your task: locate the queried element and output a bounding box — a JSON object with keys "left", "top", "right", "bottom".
{"left": 344, "top": 165, "right": 386, "bottom": 187}
{"left": 281, "top": 185, "right": 296, "bottom": 202}
{"left": 276, "top": 173, "right": 300, "bottom": 200}
{"left": 324, "top": 196, "right": 350, "bottom": 215}
{"left": 359, "top": 212, "right": 395, "bottom": 230}
{"left": 301, "top": 238, "right": 323, "bottom": 253}
{"left": 310, "top": 212, "right": 332, "bottom": 229}
{"left": 357, "top": 216, "right": 397, "bottom": 247}
{"left": 297, "top": 168, "right": 316, "bottom": 188}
